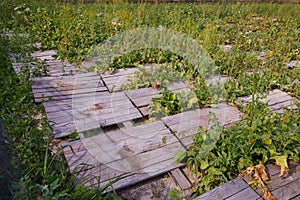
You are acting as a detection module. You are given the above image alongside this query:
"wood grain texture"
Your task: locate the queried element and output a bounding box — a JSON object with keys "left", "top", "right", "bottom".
{"left": 63, "top": 121, "right": 185, "bottom": 191}
{"left": 31, "top": 73, "right": 108, "bottom": 103}
{"left": 125, "top": 81, "right": 190, "bottom": 115}
{"left": 169, "top": 168, "right": 192, "bottom": 190}
{"left": 236, "top": 89, "right": 298, "bottom": 114}
{"left": 193, "top": 177, "right": 249, "bottom": 200}
{"left": 225, "top": 187, "right": 260, "bottom": 200}
{"left": 271, "top": 178, "right": 300, "bottom": 200}
{"left": 162, "top": 103, "right": 243, "bottom": 146}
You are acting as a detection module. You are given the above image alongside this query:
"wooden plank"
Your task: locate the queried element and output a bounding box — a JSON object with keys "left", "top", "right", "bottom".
{"left": 269, "top": 100, "right": 298, "bottom": 114}
{"left": 100, "top": 67, "right": 139, "bottom": 78}
{"left": 267, "top": 166, "right": 300, "bottom": 192}
{"left": 50, "top": 107, "right": 141, "bottom": 131}
{"left": 42, "top": 91, "right": 115, "bottom": 113}
{"left": 262, "top": 92, "right": 294, "bottom": 106}
{"left": 33, "top": 86, "right": 107, "bottom": 99}
{"left": 31, "top": 50, "right": 57, "bottom": 58}
{"left": 100, "top": 64, "right": 154, "bottom": 78}
{"left": 194, "top": 177, "right": 249, "bottom": 200}
{"left": 35, "top": 90, "right": 109, "bottom": 103}
{"left": 31, "top": 72, "right": 98, "bottom": 82}
{"left": 162, "top": 108, "right": 211, "bottom": 126}
{"left": 81, "top": 121, "right": 176, "bottom": 162}
{"left": 169, "top": 168, "right": 192, "bottom": 190}
{"left": 129, "top": 93, "right": 162, "bottom": 108}
{"left": 226, "top": 187, "right": 260, "bottom": 200}
{"left": 291, "top": 195, "right": 300, "bottom": 200}
{"left": 45, "top": 92, "right": 140, "bottom": 122}
{"left": 51, "top": 109, "right": 142, "bottom": 138}
{"left": 102, "top": 65, "right": 174, "bottom": 92}
{"left": 63, "top": 122, "right": 186, "bottom": 191}
{"left": 52, "top": 120, "right": 101, "bottom": 138}
{"left": 139, "top": 106, "right": 149, "bottom": 117}
{"left": 32, "top": 80, "right": 104, "bottom": 93}
{"left": 271, "top": 178, "right": 300, "bottom": 200}
{"left": 32, "top": 79, "right": 102, "bottom": 91}
{"left": 99, "top": 159, "right": 183, "bottom": 192}
{"left": 126, "top": 81, "right": 190, "bottom": 108}
{"left": 263, "top": 163, "right": 300, "bottom": 191}
{"left": 85, "top": 144, "right": 184, "bottom": 189}
{"left": 125, "top": 87, "right": 159, "bottom": 100}
{"left": 42, "top": 91, "right": 111, "bottom": 110}
{"left": 162, "top": 103, "right": 243, "bottom": 146}
{"left": 236, "top": 89, "right": 298, "bottom": 114}
{"left": 44, "top": 99, "right": 128, "bottom": 115}
{"left": 241, "top": 162, "right": 300, "bottom": 200}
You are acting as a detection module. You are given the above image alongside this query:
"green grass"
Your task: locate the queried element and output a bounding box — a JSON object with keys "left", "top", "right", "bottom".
{"left": 1, "top": 0, "right": 300, "bottom": 198}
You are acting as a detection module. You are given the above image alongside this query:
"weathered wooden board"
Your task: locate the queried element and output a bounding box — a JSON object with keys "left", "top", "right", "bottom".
{"left": 37, "top": 90, "right": 110, "bottom": 103}
{"left": 50, "top": 107, "right": 142, "bottom": 138}
{"left": 271, "top": 178, "right": 300, "bottom": 200}
{"left": 238, "top": 162, "right": 300, "bottom": 200}
{"left": 100, "top": 65, "right": 154, "bottom": 92}
{"left": 291, "top": 195, "right": 300, "bottom": 200}
{"left": 266, "top": 164, "right": 300, "bottom": 192}
{"left": 162, "top": 103, "right": 243, "bottom": 146}
{"left": 225, "top": 187, "right": 261, "bottom": 200}
{"left": 125, "top": 81, "right": 190, "bottom": 116}
{"left": 42, "top": 60, "right": 76, "bottom": 76}
{"left": 45, "top": 91, "right": 142, "bottom": 138}
{"left": 236, "top": 89, "right": 299, "bottom": 114}
{"left": 31, "top": 50, "right": 57, "bottom": 61}
{"left": 63, "top": 121, "right": 185, "bottom": 191}
{"left": 31, "top": 72, "right": 107, "bottom": 103}
{"left": 42, "top": 91, "right": 115, "bottom": 113}
{"left": 192, "top": 163, "right": 300, "bottom": 200}
{"left": 169, "top": 168, "right": 192, "bottom": 190}
{"left": 31, "top": 72, "right": 99, "bottom": 88}
{"left": 139, "top": 106, "right": 150, "bottom": 116}
{"left": 33, "top": 86, "right": 107, "bottom": 100}
{"left": 46, "top": 92, "right": 139, "bottom": 122}
{"left": 193, "top": 177, "right": 250, "bottom": 200}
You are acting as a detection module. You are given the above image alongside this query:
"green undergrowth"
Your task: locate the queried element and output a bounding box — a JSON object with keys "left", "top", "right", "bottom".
{"left": 176, "top": 103, "right": 300, "bottom": 195}
{"left": 0, "top": 34, "right": 119, "bottom": 200}
{"left": 7, "top": 0, "right": 300, "bottom": 100}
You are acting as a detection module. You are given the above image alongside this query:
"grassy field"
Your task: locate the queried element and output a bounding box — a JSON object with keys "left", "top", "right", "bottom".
{"left": 0, "top": 0, "right": 300, "bottom": 199}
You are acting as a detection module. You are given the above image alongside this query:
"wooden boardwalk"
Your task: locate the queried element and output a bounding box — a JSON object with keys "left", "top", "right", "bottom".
{"left": 9, "top": 50, "right": 300, "bottom": 199}
{"left": 11, "top": 50, "right": 76, "bottom": 77}
{"left": 195, "top": 161, "right": 300, "bottom": 200}
{"left": 236, "top": 89, "right": 298, "bottom": 114}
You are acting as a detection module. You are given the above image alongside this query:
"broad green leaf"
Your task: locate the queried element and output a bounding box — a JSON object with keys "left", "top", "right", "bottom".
{"left": 200, "top": 160, "right": 209, "bottom": 170}
{"left": 273, "top": 155, "right": 288, "bottom": 169}
{"left": 174, "top": 150, "right": 186, "bottom": 163}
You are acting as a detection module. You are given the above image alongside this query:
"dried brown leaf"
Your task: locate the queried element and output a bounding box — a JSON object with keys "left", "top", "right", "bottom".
{"left": 273, "top": 155, "right": 289, "bottom": 178}
{"left": 278, "top": 166, "right": 289, "bottom": 178}
{"left": 262, "top": 187, "right": 276, "bottom": 200}
{"left": 152, "top": 80, "right": 160, "bottom": 89}
{"left": 256, "top": 162, "right": 269, "bottom": 183}
{"left": 238, "top": 170, "right": 247, "bottom": 178}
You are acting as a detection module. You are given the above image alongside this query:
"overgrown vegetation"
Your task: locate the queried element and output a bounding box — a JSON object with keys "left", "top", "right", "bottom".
{"left": 175, "top": 103, "right": 300, "bottom": 195}
{"left": 1, "top": 0, "right": 300, "bottom": 198}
